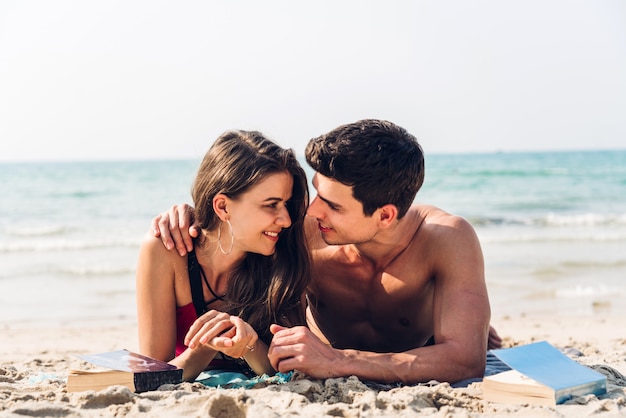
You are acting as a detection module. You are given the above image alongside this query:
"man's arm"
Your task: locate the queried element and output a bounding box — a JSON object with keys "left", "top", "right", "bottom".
{"left": 426, "top": 214, "right": 491, "bottom": 380}
{"left": 268, "top": 324, "right": 485, "bottom": 384}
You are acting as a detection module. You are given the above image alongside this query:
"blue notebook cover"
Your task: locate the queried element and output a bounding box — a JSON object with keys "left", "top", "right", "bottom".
{"left": 490, "top": 341, "right": 607, "bottom": 403}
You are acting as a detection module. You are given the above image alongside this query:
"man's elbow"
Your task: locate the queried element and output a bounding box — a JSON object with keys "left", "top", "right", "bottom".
{"left": 456, "top": 353, "right": 486, "bottom": 382}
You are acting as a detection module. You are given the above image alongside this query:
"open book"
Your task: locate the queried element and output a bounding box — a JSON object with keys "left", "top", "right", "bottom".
{"left": 67, "top": 349, "right": 183, "bottom": 393}
{"left": 483, "top": 341, "right": 607, "bottom": 406}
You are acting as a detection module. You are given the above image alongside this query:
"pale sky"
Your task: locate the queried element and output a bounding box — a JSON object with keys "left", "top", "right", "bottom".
{"left": 1, "top": 0, "right": 625, "bottom": 162}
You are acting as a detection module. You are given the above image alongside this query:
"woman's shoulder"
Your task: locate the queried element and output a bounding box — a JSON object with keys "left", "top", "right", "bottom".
{"left": 138, "top": 231, "right": 188, "bottom": 264}
{"left": 136, "top": 231, "right": 191, "bottom": 299}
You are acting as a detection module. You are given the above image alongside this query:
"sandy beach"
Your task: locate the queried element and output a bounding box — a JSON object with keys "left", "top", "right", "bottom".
{"left": 1, "top": 153, "right": 624, "bottom": 416}
{"left": 2, "top": 0, "right": 625, "bottom": 413}
{"left": 1, "top": 312, "right": 624, "bottom": 417}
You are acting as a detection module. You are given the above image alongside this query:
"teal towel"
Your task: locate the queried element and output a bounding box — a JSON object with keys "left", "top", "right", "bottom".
{"left": 195, "top": 370, "right": 294, "bottom": 388}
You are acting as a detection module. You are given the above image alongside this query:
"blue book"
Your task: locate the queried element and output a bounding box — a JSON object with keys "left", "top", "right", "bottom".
{"left": 483, "top": 341, "right": 607, "bottom": 405}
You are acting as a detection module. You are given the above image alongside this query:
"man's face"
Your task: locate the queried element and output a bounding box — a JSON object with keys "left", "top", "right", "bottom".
{"left": 307, "top": 173, "right": 379, "bottom": 245}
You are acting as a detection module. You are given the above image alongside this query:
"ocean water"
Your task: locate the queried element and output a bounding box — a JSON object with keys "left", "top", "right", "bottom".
{"left": 1, "top": 150, "right": 625, "bottom": 328}
{"left": 419, "top": 150, "right": 626, "bottom": 318}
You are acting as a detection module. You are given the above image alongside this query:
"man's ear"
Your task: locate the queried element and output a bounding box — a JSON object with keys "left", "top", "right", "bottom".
{"left": 377, "top": 204, "right": 398, "bottom": 227}
{"left": 212, "top": 193, "right": 230, "bottom": 221}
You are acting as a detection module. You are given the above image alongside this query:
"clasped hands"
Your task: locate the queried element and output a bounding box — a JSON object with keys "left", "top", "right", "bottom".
{"left": 185, "top": 313, "right": 341, "bottom": 378}
{"left": 185, "top": 310, "right": 256, "bottom": 359}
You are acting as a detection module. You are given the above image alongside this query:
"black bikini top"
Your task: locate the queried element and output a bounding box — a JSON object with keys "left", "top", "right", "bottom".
{"left": 187, "top": 249, "right": 225, "bottom": 317}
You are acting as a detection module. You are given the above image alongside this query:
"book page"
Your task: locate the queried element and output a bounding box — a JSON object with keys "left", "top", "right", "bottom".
{"left": 78, "top": 350, "right": 179, "bottom": 373}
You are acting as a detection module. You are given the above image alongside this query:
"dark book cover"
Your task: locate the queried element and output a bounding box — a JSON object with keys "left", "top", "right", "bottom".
{"left": 132, "top": 368, "right": 184, "bottom": 392}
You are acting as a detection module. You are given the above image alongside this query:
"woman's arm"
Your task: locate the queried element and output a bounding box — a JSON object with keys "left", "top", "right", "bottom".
{"left": 229, "top": 316, "right": 274, "bottom": 376}
{"left": 239, "top": 339, "right": 273, "bottom": 376}
{"left": 136, "top": 233, "right": 218, "bottom": 381}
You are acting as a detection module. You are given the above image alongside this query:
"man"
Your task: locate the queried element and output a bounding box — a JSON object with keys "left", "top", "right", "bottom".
{"left": 153, "top": 119, "right": 501, "bottom": 384}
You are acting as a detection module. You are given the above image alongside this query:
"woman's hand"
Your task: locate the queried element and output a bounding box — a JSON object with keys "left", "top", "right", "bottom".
{"left": 185, "top": 310, "right": 258, "bottom": 359}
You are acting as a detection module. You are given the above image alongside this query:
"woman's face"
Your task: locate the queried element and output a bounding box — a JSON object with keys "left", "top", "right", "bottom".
{"left": 225, "top": 171, "right": 294, "bottom": 256}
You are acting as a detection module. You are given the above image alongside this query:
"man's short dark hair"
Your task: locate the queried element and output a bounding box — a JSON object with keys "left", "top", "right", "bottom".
{"left": 305, "top": 119, "right": 425, "bottom": 218}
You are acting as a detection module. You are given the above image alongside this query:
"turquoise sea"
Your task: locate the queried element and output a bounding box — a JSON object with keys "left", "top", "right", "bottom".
{"left": 1, "top": 150, "right": 625, "bottom": 328}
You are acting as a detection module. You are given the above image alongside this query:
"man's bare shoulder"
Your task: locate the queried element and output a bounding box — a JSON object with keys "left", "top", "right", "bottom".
{"left": 409, "top": 204, "right": 479, "bottom": 251}
{"left": 408, "top": 204, "right": 484, "bottom": 282}
{"left": 411, "top": 204, "right": 474, "bottom": 230}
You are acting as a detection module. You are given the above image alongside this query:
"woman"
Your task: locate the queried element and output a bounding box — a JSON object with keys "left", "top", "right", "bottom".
{"left": 136, "top": 130, "right": 310, "bottom": 381}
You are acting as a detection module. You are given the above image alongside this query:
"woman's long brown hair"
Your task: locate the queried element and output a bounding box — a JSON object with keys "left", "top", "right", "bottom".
{"left": 192, "top": 130, "right": 310, "bottom": 344}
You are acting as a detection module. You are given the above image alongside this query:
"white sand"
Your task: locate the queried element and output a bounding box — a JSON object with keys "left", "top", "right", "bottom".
{"left": 1, "top": 313, "right": 625, "bottom": 417}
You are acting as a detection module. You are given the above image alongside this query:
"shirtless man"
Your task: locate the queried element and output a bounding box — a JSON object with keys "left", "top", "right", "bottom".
{"left": 153, "top": 119, "right": 501, "bottom": 384}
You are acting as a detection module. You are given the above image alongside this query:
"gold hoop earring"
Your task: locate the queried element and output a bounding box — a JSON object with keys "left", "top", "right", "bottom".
{"left": 218, "top": 220, "right": 234, "bottom": 255}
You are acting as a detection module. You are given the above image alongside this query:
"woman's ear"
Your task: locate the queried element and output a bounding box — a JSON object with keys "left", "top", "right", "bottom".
{"left": 212, "top": 193, "right": 230, "bottom": 221}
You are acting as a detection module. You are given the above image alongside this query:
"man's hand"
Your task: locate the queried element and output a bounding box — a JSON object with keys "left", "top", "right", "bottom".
{"left": 488, "top": 325, "right": 502, "bottom": 349}
{"left": 268, "top": 324, "right": 344, "bottom": 379}
{"left": 151, "top": 204, "right": 199, "bottom": 256}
